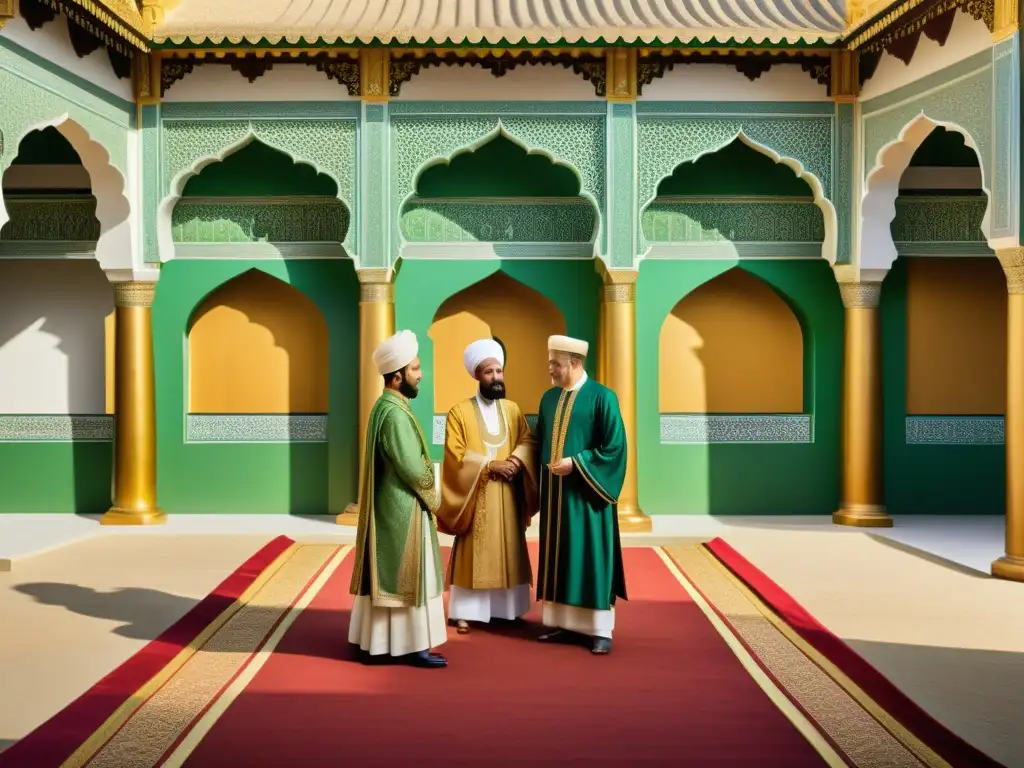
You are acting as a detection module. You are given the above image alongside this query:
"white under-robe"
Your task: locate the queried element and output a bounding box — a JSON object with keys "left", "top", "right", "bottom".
{"left": 447, "top": 393, "right": 532, "bottom": 624}
{"left": 348, "top": 510, "right": 448, "bottom": 656}
{"left": 540, "top": 371, "right": 616, "bottom": 640}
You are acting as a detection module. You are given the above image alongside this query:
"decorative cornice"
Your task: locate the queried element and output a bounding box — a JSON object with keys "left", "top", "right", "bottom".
{"left": 636, "top": 49, "right": 831, "bottom": 95}
{"left": 846, "top": 0, "right": 993, "bottom": 54}
{"left": 158, "top": 51, "right": 361, "bottom": 95}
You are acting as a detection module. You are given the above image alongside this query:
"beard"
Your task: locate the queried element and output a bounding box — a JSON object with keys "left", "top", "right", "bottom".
{"left": 480, "top": 381, "right": 506, "bottom": 401}
{"left": 399, "top": 378, "right": 419, "bottom": 398}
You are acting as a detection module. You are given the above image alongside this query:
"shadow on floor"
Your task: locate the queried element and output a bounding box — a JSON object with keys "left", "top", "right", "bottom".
{"left": 864, "top": 534, "right": 992, "bottom": 578}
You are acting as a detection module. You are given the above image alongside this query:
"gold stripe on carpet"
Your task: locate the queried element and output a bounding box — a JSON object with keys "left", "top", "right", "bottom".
{"left": 63, "top": 541, "right": 304, "bottom": 768}
{"left": 662, "top": 544, "right": 927, "bottom": 768}
{"left": 694, "top": 545, "right": 951, "bottom": 768}
{"left": 81, "top": 544, "right": 348, "bottom": 768}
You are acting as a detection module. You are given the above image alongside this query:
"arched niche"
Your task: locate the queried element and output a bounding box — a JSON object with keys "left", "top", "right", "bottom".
{"left": 863, "top": 116, "right": 991, "bottom": 272}
{"left": 187, "top": 269, "right": 329, "bottom": 414}
{"left": 659, "top": 267, "right": 804, "bottom": 414}
{"left": 166, "top": 137, "right": 351, "bottom": 259}
{"left": 429, "top": 270, "right": 566, "bottom": 415}
{"left": 0, "top": 117, "right": 132, "bottom": 272}
{"left": 889, "top": 128, "right": 1005, "bottom": 417}
{"left": 642, "top": 137, "right": 825, "bottom": 259}
{"left": 400, "top": 130, "right": 598, "bottom": 257}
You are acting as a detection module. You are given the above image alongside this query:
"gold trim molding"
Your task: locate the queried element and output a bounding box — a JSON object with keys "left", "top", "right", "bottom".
{"left": 357, "top": 267, "right": 395, "bottom": 303}
{"left": 605, "top": 48, "right": 637, "bottom": 101}
{"left": 0, "top": 0, "right": 17, "bottom": 30}
{"left": 360, "top": 48, "right": 389, "bottom": 101}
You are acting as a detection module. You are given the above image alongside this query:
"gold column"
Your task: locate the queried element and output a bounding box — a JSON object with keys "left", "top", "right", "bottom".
{"left": 993, "top": 249, "right": 1024, "bottom": 582}
{"left": 101, "top": 281, "right": 165, "bottom": 526}
{"left": 601, "top": 268, "right": 651, "bottom": 533}
{"left": 596, "top": 296, "right": 608, "bottom": 385}
{"left": 833, "top": 281, "right": 892, "bottom": 528}
{"left": 337, "top": 268, "right": 396, "bottom": 525}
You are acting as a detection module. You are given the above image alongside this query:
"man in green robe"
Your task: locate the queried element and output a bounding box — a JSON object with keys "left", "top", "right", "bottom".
{"left": 534, "top": 334, "right": 627, "bottom": 654}
{"left": 349, "top": 329, "right": 448, "bottom": 668}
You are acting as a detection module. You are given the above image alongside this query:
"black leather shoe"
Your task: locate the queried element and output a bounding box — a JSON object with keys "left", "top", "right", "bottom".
{"left": 538, "top": 629, "right": 576, "bottom": 643}
{"left": 409, "top": 650, "right": 447, "bottom": 668}
{"left": 591, "top": 637, "right": 612, "bottom": 654}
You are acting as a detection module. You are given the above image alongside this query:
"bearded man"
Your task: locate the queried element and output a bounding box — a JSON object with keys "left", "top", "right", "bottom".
{"left": 437, "top": 338, "right": 538, "bottom": 635}
{"left": 349, "top": 330, "right": 448, "bottom": 668}
{"left": 534, "top": 335, "right": 627, "bottom": 654}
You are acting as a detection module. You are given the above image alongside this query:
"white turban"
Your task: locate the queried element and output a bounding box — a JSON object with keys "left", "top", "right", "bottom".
{"left": 464, "top": 338, "right": 504, "bottom": 378}
{"left": 548, "top": 335, "right": 589, "bottom": 357}
{"left": 373, "top": 330, "right": 419, "bottom": 375}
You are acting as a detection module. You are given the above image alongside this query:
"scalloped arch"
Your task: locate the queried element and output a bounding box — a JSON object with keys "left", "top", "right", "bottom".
{"left": 637, "top": 124, "right": 836, "bottom": 263}
{"left": 159, "top": 120, "right": 357, "bottom": 261}
{"left": 0, "top": 116, "right": 133, "bottom": 272}
{"left": 392, "top": 115, "right": 606, "bottom": 261}
{"left": 186, "top": 265, "right": 323, "bottom": 331}
{"left": 860, "top": 114, "right": 990, "bottom": 272}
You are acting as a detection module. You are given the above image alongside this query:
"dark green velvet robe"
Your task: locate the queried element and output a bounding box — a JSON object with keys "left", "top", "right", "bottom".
{"left": 535, "top": 376, "right": 627, "bottom": 611}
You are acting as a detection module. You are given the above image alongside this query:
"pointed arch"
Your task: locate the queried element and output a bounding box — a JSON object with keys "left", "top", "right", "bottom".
{"left": 861, "top": 114, "right": 990, "bottom": 271}
{"left": 159, "top": 132, "right": 353, "bottom": 262}
{"left": 640, "top": 130, "right": 836, "bottom": 263}
{"left": 0, "top": 116, "right": 132, "bottom": 272}
{"left": 187, "top": 268, "right": 329, "bottom": 415}
{"left": 660, "top": 267, "right": 805, "bottom": 414}
{"left": 429, "top": 270, "right": 567, "bottom": 414}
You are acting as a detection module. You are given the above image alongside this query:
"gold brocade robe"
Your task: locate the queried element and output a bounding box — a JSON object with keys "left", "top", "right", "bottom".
{"left": 437, "top": 397, "right": 538, "bottom": 591}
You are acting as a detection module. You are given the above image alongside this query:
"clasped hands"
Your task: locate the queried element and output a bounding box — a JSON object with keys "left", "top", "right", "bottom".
{"left": 488, "top": 456, "right": 522, "bottom": 481}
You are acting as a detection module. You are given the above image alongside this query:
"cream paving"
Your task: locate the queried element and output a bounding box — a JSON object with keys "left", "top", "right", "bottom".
{"left": 721, "top": 528, "right": 1024, "bottom": 768}
{"left": 0, "top": 534, "right": 280, "bottom": 754}
{"left": 0, "top": 524, "right": 1019, "bottom": 765}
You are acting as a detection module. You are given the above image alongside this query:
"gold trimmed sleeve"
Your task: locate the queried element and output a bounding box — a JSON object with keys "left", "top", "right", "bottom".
{"left": 572, "top": 456, "right": 616, "bottom": 504}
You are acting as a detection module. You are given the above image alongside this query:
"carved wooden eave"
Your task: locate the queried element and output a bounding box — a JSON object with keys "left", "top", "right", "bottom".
{"left": 637, "top": 48, "right": 832, "bottom": 94}
{"left": 158, "top": 49, "right": 361, "bottom": 95}
{"left": 18, "top": 0, "right": 139, "bottom": 77}
{"left": 844, "top": 0, "right": 993, "bottom": 68}
{"left": 388, "top": 49, "right": 607, "bottom": 97}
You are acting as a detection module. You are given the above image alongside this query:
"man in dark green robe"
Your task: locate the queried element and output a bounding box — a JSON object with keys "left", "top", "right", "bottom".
{"left": 534, "top": 334, "right": 627, "bottom": 654}
{"left": 349, "top": 330, "right": 448, "bottom": 668}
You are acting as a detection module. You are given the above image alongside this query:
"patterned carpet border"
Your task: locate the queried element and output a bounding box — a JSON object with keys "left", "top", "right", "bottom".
{"left": 665, "top": 540, "right": 1006, "bottom": 768}
{"left": 0, "top": 535, "right": 298, "bottom": 768}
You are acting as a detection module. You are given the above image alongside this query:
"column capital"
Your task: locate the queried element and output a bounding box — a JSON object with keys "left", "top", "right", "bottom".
{"left": 357, "top": 267, "right": 395, "bottom": 302}
{"left": 0, "top": 0, "right": 17, "bottom": 30}
{"left": 113, "top": 281, "right": 157, "bottom": 308}
{"left": 996, "top": 247, "right": 1024, "bottom": 293}
{"left": 830, "top": 50, "right": 859, "bottom": 102}
{"left": 596, "top": 262, "right": 638, "bottom": 303}
{"left": 993, "top": 0, "right": 1019, "bottom": 41}
{"left": 838, "top": 281, "right": 882, "bottom": 309}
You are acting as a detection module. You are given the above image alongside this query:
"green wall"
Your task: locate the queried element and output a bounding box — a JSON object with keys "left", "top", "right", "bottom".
{"left": 153, "top": 259, "right": 359, "bottom": 514}
{"left": 180, "top": 140, "right": 338, "bottom": 197}
{"left": 0, "top": 442, "right": 111, "bottom": 513}
{"left": 416, "top": 135, "right": 580, "bottom": 198}
{"left": 394, "top": 258, "right": 600, "bottom": 462}
{"left": 880, "top": 258, "right": 1005, "bottom": 513}
{"left": 657, "top": 139, "right": 812, "bottom": 197}
{"left": 637, "top": 259, "right": 844, "bottom": 515}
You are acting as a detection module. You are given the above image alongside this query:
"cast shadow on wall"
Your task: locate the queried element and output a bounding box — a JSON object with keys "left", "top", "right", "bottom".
{"left": 0, "top": 127, "right": 112, "bottom": 513}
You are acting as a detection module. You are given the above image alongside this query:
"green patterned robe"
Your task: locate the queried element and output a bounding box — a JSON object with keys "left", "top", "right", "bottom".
{"left": 535, "top": 377, "right": 628, "bottom": 611}
{"left": 350, "top": 389, "right": 443, "bottom": 609}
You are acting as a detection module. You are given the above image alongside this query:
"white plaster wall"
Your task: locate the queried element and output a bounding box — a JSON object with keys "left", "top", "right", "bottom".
{"left": 637, "top": 64, "right": 831, "bottom": 102}
{"left": 860, "top": 12, "right": 993, "bottom": 101}
{"left": 395, "top": 64, "right": 604, "bottom": 101}
{"left": 162, "top": 63, "right": 360, "bottom": 102}
{"left": 0, "top": 260, "right": 111, "bottom": 414}
{"left": 0, "top": 15, "right": 132, "bottom": 101}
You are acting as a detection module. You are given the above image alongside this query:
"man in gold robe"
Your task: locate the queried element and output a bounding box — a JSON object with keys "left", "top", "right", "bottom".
{"left": 535, "top": 335, "right": 627, "bottom": 654}
{"left": 437, "top": 338, "right": 539, "bottom": 635}
{"left": 349, "top": 330, "right": 448, "bottom": 668}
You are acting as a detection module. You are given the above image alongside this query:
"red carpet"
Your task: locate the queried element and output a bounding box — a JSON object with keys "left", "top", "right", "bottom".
{"left": 0, "top": 535, "right": 295, "bottom": 768}
{"left": 182, "top": 546, "right": 828, "bottom": 767}
{"left": 704, "top": 537, "right": 1007, "bottom": 768}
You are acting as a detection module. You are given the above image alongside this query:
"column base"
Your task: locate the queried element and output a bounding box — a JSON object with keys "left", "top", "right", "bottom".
{"left": 336, "top": 503, "right": 360, "bottom": 526}
{"left": 617, "top": 505, "right": 652, "bottom": 533}
{"left": 100, "top": 507, "right": 167, "bottom": 526}
{"left": 992, "top": 554, "right": 1024, "bottom": 583}
{"left": 832, "top": 504, "right": 893, "bottom": 528}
